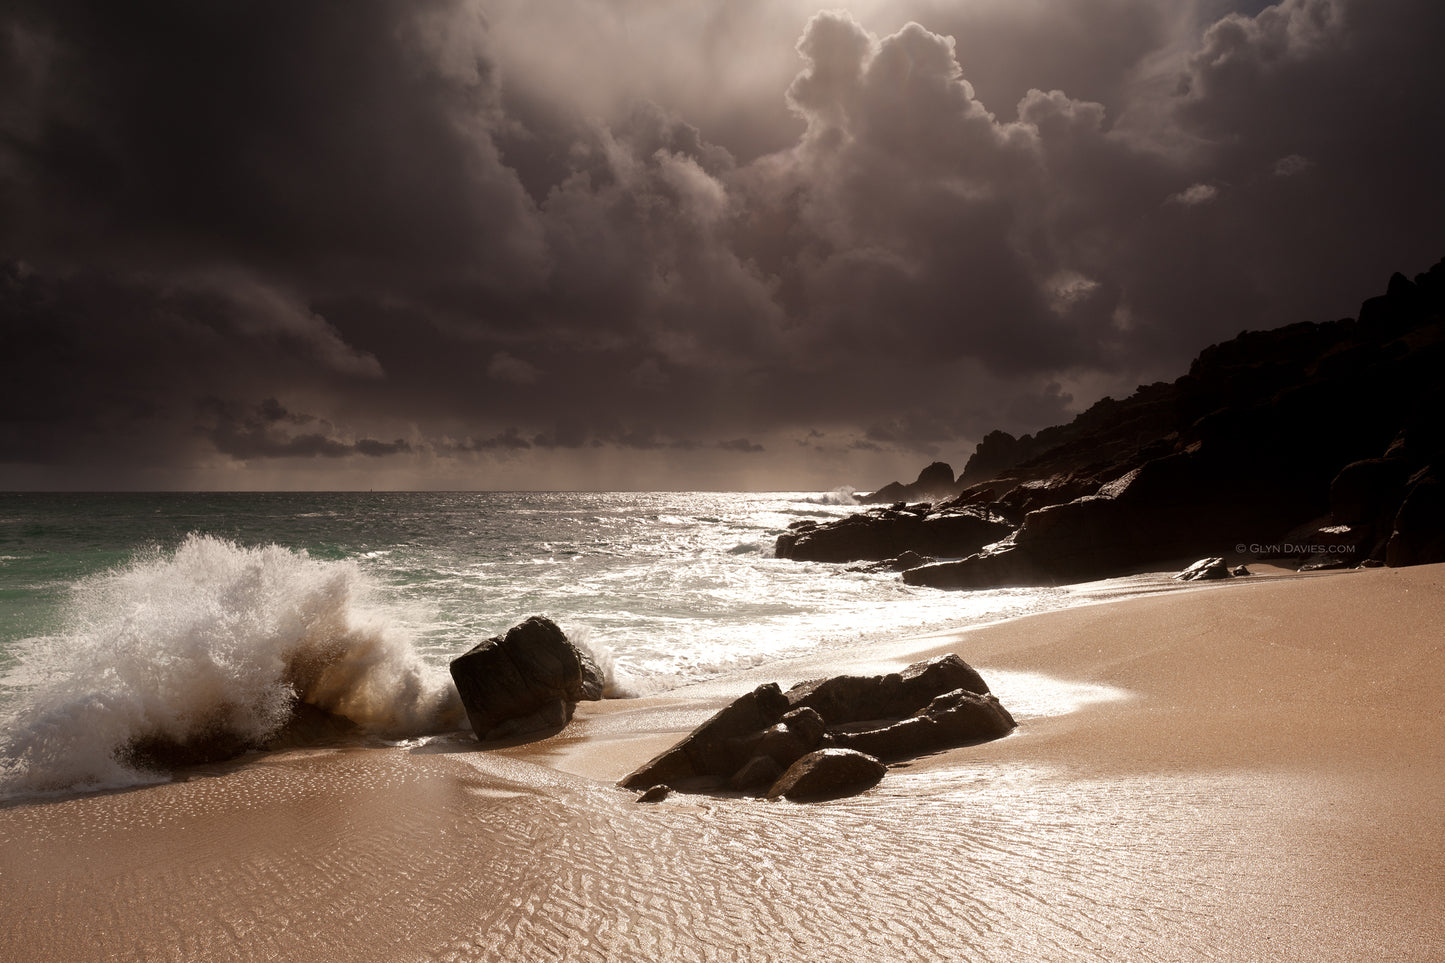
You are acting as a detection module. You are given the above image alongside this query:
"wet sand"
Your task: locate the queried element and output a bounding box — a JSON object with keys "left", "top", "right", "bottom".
{"left": 3, "top": 563, "right": 1443, "bottom": 961}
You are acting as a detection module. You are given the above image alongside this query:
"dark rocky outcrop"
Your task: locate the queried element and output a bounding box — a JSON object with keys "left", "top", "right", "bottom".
{"left": 449, "top": 615, "right": 604, "bottom": 742}
{"left": 1387, "top": 470, "right": 1445, "bottom": 566}
{"left": 822, "top": 257, "right": 1445, "bottom": 587}
{"left": 618, "top": 681, "right": 792, "bottom": 789}
{"left": 765, "top": 749, "right": 887, "bottom": 801}
{"left": 906, "top": 454, "right": 1271, "bottom": 588}
{"left": 958, "top": 430, "right": 1040, "bottom": 487}
{"left": 1259, "top": 516, "right": 1375, "bottom": 570}
{"left": 828, "top": 689, "right": 1014, "bottom": 760}
{"left": 860, "top": 462, "right": 957, "bottom": 504}
{"left": 975, "top": 473, "right": 1101, "bottom": 525}
{"left": 1330, "top": 458, "right": 1413, "bottom": 529}
{"left": 775, "top": 504, "right": 1012, "bottom": 564}
{"left": 620, "top": 654, "right": 1012, "bottom": 800}
{"left": 785, "top": 653, "right": 990, "bottom": 723}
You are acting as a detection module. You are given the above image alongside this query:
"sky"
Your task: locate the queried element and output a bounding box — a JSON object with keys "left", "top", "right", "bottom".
{"left": 1, "top": 0, "right": 1442, "bottom": 491}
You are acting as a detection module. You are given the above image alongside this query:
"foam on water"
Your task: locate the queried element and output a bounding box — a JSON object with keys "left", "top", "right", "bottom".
{"left": 0, "top": 491, "right": 1128, "bottom": 796}
{"left": 0, "top": 534, "right": 465, "bottom": 797}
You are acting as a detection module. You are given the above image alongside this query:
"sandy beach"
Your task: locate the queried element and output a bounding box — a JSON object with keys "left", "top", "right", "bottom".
{"left": 3, "top": 563, "right": 1442, "bottom": 962}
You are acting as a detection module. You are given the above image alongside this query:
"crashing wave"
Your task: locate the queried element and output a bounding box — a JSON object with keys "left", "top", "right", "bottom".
{"left": 0, "top": 534, "right": 464, "bottom": 797}
{"left": 799, "top": 487, "right": 859, "bottom": 506}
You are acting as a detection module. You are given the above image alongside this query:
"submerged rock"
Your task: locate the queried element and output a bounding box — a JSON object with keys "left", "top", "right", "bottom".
{"left": 449, "top": 615, "right": 604, "bottom": 742}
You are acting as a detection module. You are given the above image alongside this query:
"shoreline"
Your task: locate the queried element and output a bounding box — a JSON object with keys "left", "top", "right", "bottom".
{"left": 3, "top": 563, "right": 1442, "bottom": 960}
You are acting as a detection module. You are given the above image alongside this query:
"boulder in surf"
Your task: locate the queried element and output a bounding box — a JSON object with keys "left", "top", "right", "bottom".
{"left": 449, "top": 615, "right": 604, "bottom": 741}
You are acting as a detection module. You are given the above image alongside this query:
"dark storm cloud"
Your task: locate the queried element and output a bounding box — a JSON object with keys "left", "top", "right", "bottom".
{"left": 718, "top": 439, "right": 765, "bottom": 454}
{"left": 0, "top": 261, "right": 381, "bottom": 467}
{"left": 202, "top": 399, "right": 411, "bottom": 460}
{"left": 1, "top": 0, "right": 542, "bottom": 289}
{"left": 445, "top": 428, "right": 533, "bottom": 453}
{"left": 1112, "top": 0, "right": 1445, "bottom": 365}
{"left": 1, "top": 0, "right": 1442, "bottom": 489}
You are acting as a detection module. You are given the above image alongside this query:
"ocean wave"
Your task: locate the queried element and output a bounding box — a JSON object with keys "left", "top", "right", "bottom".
{"left": 798, "top": 487, "right": 859, "bottom": 506}
{"left": 560, "top": 624, "right": 634, "bottom": 699}
{"left": 726, "top": 540, "right": 767, "bottom": 555}
{"left": 0, "top": 534, "right": 463, "bottom": 797}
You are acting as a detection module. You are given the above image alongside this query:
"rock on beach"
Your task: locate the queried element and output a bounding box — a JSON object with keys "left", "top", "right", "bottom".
{"left": 449, "top": 615, "right": 604, "bottom": 742}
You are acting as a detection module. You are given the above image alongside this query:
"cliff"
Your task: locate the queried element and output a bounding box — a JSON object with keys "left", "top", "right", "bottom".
{"left": 782, "top": 258, "right": 1445, "bottom": 587}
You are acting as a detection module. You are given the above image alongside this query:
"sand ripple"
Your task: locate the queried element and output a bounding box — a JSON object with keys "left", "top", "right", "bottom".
{"left": 4, "top": 747, "right": 1438, "bottom": 962}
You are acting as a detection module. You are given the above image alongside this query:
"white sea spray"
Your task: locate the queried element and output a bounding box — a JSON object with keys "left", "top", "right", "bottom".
{"left": 0, "top": 534, "right": 462, "bottom": 797}
{"left": 800, "top": 486, "right": 859, "bottom": 506}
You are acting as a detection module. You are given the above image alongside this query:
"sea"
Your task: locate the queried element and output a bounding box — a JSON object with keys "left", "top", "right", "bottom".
{"left": 0, "top": 490, "right": 1090, "bottom": 799}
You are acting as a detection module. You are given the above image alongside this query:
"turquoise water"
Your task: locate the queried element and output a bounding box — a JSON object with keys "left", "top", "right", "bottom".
{"left": 0, "top": 491, "right": 1065, "bottom": 796}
